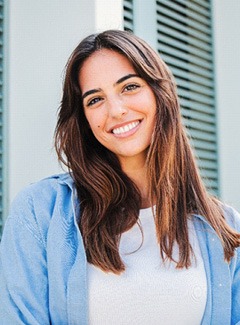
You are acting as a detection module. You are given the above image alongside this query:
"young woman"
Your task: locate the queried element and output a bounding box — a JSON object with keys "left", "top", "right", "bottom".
{"left": 0, "top": 30, "right": 240, "bottom": 325}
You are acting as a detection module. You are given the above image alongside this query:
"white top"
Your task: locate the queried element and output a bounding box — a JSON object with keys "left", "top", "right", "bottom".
{"left": 87, "top": 207, "right": 207, "bottom": 325}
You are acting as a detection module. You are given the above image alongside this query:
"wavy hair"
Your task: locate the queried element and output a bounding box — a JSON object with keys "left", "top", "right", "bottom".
{"left": 55, "top": 29, "right": 240, "bottom": 274}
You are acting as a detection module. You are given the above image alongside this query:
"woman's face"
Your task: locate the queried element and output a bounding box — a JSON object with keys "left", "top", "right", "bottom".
{"left": 79, "top": 49, "right": 157, "bottom": 167}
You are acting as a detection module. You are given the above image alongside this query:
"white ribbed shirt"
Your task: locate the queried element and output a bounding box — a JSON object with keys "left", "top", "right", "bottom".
{"left": 88, "top": 207, "right": 207, "bottom": 325}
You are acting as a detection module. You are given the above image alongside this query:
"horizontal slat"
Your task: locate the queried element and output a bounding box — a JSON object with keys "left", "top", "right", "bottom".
{"left": 156, "top": 3, "right": 211, "bottom": 34}
{"left": 207, "top": 189, "right": 219, "bottom": 197}
{"left": 195, "top": 166, "right": 218, "bottom": 182}
{"left": 158, "top": 43, "right": 213, "bottom": 70}
{"left": 123, "top": 11, "right": 133, "bottom": 21}
{"left": 123, "top": 0, "right": 133, "bottom": 31}
{"left": 190, "top": 0, "right": 211, "bottom": 10}
{"left": 180, "top": 98, "right": 215, "bottom": 117}
{"left": 124, "top": 21, "right": 133, "bottom": 31}
{"left": 201, "top": 176, "right": 218, "bottom": 187}
{"left": 160, "top": 53, "right": 213, "bottom": 78}
{"left": 171, "top": 0, "right": 210, "bottom": 17}
{"left": 183, "top": 119, "right": 216, "bottom": 134}
{"left": 197, "top": 159, "right": 217, "bottom": 170}
{"left": 199, "top": 169, "right": 218, "bottom": 180}
{"left": 157, "top": 0, "right": 210, "bottom": 20}
{"left": 157, "top": 25, "right": 211, "bottom": 52}
{"left": 199, "top": 177, "right": 218, "bottom": 193}
{"left": 194, "top": 148, "right": 217, "bottom": 161}
{"left": 176, "top": 78, "right": 214, "bottom": 97}
{"left": 192, "top": 140, "right": 216, "bottom": 152}
{"left": 189, "top": 129, "right": 216, "bottom": 142}
{"left": 156, "top": 14, "right": 211, "bottom": 43}
{"left": 182, "top": 109, "right": 215, "bottom": 124}
{"left": 123, "top": 0, "right": 133, "bottom": 10}
{"left": 201, "top": 179, "right": 218, "bottom": 191}
{"left": 172, "top": 66, "right": 213, "bottom": 87}
{"left": 158, "top": 34, "right": 212, "bottom": 61}
{"left": 190, "top": 139, "right": 216, "bottom": 152}
{"left": 178, "top": 89, "right": 214, "bottom": 105}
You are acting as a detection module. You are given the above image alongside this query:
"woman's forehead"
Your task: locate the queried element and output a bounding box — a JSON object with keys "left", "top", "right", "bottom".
{"left": 78, "top": 49, "right": 137, "bottom": 91}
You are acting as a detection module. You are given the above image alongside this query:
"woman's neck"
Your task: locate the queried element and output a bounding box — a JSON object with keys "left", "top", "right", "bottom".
{"left": 120, "top": 156, "right": 152, "bottom": 209}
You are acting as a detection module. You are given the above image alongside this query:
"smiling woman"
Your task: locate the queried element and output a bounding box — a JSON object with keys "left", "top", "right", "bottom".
{"left": 0, "top": 30, "right": 240, "bottom": 325}
{"left": 79, "top": 49, "right": 156, "bottom": 170}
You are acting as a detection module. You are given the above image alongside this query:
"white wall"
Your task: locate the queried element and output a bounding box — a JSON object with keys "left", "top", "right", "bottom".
{"left": 95, "top": 0, "right": 123, "bottom": 32}
{"left": 6, "top": 0, "right": 123, "bottom": 209}
{"left": 213, "top": 0, "right": 240, "bottom": 210}
{"left": 8, "top": 0, "right": 240, "bottom": 213}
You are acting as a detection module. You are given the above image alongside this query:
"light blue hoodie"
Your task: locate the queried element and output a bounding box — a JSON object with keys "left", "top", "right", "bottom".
{"left": 0, "top": 173, "right": 240, "bottom": 324}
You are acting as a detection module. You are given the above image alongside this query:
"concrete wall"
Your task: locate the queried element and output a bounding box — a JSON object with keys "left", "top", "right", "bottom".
{"left": 6, "top": 0, "right": 123, "bottom": 210}
{"left": 5, "top": 0, "right": 240, "bottom": 214}
{"left": 212, "top": 0, "right": 240, "bottom": 210}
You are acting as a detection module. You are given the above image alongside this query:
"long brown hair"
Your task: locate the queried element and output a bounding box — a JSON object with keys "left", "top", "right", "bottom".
{"left": 55, "top": 29, "right": 240, "bottom": 274}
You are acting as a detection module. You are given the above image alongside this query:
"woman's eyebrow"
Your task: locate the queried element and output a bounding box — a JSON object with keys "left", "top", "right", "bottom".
{"left": 82, "top": 74, "right": 140, "bottom": 100}
{"left": 114, "top": 74, "right": 139, "bottom": 85}
{"left": 82, "top": 88, "right": 101, "bottom": 101}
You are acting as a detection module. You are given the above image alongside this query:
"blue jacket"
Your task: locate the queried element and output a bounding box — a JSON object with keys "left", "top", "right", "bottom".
{"left": 0, "top": 173, "right": 240, "bottom": 325}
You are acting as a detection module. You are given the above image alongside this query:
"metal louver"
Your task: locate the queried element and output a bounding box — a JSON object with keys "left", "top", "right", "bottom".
{"left": 156, "top": 0, "right": 218, "bottom": 195}
{"left": 0, "top": 0, "right": 4, "bottom": 237}
{"left": 123, "top": 0, "right": 218, "bottom": 195}
{"left": 124, "top": 0, "right": 134, "bottom": 31}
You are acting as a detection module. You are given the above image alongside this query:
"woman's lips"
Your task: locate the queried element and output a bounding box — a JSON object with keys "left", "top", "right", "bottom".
{"left": 111, "top": 120, "right": 141, "bottom": 135}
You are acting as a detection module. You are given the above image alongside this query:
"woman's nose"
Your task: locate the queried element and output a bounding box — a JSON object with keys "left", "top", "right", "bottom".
{"left": 107, "top": 97, "right": 128, "bottom": 119}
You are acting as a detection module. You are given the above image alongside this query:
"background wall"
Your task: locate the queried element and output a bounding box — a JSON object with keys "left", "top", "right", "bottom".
{"left": 212, "top": 0, "right": 240, "bottom": 210}
{"left": 6, "top": 0, "right": 123, "bottom": 211}
{"left": 3, "top": 0, "right": 240, "bottom": 224}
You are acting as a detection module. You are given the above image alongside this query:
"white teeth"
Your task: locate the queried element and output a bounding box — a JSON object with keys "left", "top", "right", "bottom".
{"left": 112, "top": 121, "right": 140, "bottom": 135}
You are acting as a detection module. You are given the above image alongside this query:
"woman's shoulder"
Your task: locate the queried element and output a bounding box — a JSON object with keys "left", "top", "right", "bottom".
{"left": 5, "top": 173, "right": 76, "bottom": 245}
{"left": 11, "top": 173, "right": 74, "bottom": 208}
{"left": 222, "top": 204, "right": 240, "bottom": 232}
{"left": 193, "top": 202, "right": 240, "bottom": 234}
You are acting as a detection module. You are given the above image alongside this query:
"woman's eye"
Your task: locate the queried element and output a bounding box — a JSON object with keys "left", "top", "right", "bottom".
{"left": 87, "top": 97, "right": 102, "bottom": 107}
{"left": 124, "top": 84, "right": 140, "bottom": 92}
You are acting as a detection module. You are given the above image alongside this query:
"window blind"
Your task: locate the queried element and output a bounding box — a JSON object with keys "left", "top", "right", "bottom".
{"left": 124, "top": 0, "right": 218, "bottom": 195}
{"left": 156, "top": 0, "right": 217, "bottom": 194}
{"left": 0, "top": 0, "right": 4, "bottom": 237}
{"left": 123, "top": 0, "right": 134, "bottom": 31}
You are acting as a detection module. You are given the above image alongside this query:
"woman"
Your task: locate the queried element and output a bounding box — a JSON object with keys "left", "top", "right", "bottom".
{"left": 0, "top": 30, "right": 240, "bottom": 324}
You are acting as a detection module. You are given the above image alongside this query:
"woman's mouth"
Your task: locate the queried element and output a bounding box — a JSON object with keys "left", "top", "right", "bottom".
{"left": 112, "top": 120, "right": 140, "bottom": 135}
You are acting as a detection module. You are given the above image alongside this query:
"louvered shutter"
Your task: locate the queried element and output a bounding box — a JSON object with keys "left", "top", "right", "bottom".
{"left": 0, "top": 0, "right": 4, "bottom": 237}
{"left": 124, "top": 0, "right": 218, "bottom": 195}
{"left": 123, "top": 0, "right": 134, "bottom": 31}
